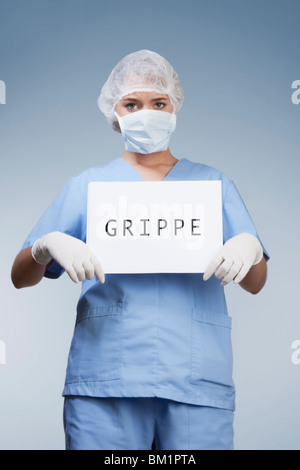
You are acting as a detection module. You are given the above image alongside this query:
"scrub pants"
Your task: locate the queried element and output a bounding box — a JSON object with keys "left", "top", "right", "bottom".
{"left": 63, "top": 396, "right": 234, "bottom": 450}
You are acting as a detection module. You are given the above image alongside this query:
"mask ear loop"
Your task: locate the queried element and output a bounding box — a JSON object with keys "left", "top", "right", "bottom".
{"left": 114, "top": 111, "right": 124, "bottom": 134}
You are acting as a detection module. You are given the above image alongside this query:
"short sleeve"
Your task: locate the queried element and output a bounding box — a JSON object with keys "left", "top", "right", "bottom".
{"left": 21, "top": 176, "right": 87, "bottom": 279}
{"left": 223, "top": 181, "right": 270, "bottom": 261}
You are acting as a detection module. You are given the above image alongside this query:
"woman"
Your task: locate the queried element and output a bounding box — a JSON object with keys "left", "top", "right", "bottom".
{"left": 11, "top": 50, "right": 268, "bottom": 450}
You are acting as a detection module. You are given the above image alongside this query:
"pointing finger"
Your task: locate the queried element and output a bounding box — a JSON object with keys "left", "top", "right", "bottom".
{"left": 91, "top": 255, "right": 105, "bottom": 284}
{"left": 203, "top": 253, "right": 224, "bottom": 281}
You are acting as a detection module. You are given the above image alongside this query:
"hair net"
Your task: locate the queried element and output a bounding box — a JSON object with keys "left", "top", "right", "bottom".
{"left": 98, "top": 50, "right": 184, "bottom": 132}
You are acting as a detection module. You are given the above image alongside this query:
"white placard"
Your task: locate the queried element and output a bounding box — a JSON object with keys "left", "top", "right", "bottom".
{"left": 87, "top": 181, "right": 223, "bottom": 274}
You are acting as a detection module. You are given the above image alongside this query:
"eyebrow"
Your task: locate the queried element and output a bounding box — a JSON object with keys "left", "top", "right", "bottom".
{"left": 121, "top": 96, "right": 169, "bottom": 102}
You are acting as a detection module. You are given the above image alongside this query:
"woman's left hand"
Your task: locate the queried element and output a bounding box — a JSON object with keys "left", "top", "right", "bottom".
{"left": 203, "top": 233, "right": 263, "bottom": 287}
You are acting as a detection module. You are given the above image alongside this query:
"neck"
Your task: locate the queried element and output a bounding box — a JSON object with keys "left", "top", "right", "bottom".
{"left": 121, "top": 148, "right": 177, "bottom": 169}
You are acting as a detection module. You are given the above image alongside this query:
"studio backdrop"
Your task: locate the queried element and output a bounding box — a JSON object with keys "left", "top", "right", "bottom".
{"left": 0, "top": 0, "right": 299, "bottom": 450}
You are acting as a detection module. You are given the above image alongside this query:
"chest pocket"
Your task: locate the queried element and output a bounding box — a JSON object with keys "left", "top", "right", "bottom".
{"left": 190, "top": 309, "right": 234, "bottom": 388}
{"left": 65, "top": 302, "right": 124, "bottom": 384}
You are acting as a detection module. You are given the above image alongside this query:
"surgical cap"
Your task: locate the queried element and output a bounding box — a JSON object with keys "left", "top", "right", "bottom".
{"left": 98, "top": 50, "right": 184, "bottom": 132}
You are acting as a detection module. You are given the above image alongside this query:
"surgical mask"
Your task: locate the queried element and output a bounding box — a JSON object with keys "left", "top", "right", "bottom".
{"left": 115, "top": 109, "right": 177, "bottom": 154}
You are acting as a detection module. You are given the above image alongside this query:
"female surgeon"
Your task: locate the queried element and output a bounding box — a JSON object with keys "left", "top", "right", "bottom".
{"left": 11, "top": 50, "right": 269, "bottom": 450}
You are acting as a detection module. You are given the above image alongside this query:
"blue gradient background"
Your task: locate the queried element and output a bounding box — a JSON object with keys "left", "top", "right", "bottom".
{"left": 1, "top": 0, "right": 300, "bottom": 450}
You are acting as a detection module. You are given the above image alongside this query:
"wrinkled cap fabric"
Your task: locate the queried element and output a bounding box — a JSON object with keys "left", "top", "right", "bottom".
{"left": 97, "top": 50, "right": 184, "bottom": 132}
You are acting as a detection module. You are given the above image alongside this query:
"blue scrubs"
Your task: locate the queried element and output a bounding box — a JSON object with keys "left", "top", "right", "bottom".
{"left": 63, "top": 396, "right": 234, "bottom": 450}
{"left": 21, "top": 157, "right": 269, "bottom": 449}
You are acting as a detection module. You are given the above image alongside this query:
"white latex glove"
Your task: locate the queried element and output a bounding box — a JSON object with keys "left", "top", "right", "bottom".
{"left": 203, "top": 233, "right": 263, "bottom": 286}
{"left": 31, "top": 231, "right": 105, "bottom": 284}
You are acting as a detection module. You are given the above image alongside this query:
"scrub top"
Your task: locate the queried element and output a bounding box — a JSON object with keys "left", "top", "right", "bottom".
{"left": 21, "top": 157, "right": 269, "bottom": 411}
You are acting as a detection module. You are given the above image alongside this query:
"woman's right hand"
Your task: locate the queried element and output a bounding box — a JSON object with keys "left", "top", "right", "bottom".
{"left": 32, "top": 231, "right": 105, "bottom": 284}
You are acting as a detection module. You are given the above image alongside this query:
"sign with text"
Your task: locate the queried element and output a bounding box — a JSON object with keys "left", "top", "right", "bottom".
{"left": 87, "top": 181, "right": 223, "bottom": 274}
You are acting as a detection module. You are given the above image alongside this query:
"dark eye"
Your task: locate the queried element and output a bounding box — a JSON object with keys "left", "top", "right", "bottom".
{"left": 125, "top": 103, "right": 138, "bottom": 110}
{"left": 154, "top": 102, "right": 165, "bottom": 109}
